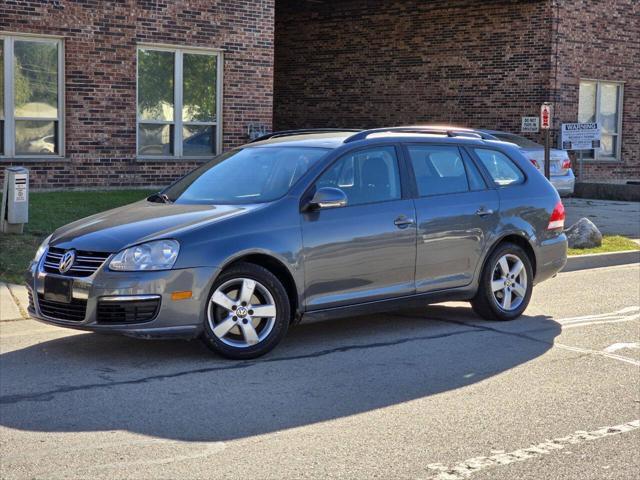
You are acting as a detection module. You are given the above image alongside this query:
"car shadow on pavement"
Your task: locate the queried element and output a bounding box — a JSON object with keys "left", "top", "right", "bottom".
{"left": 0, "top": 305, "right": 560, "bottom": 442}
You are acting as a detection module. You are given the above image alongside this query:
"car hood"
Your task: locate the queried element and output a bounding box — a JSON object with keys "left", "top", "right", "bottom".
{"left": 50, "top": 200, "right": 257, "bottom": 252}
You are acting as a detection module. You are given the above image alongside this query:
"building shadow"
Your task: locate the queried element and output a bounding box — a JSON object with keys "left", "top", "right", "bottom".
{"left": 0, "top": 305, "right": 560, "bottom": 442}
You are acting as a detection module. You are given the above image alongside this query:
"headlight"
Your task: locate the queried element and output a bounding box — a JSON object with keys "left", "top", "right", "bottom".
{"left": 109, "top": 240, "right": 180, "bottom": 272}
{"left": 33, "top": 234, "right": 52, "bottom": 263}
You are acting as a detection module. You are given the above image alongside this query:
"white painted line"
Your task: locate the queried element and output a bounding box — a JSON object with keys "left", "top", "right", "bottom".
{"left": 561, "top": 317, "right": 640, "bottom": 329}
{"left": 557, "top": 306, "right": 639, "bottom": 323}
{"left": 426, "top": 420, "right": 640, "bottom": 479}
{"left": 555, "top": 343, "right": 640, "bottom": 367}
{"left": 604, "top": 342, "right": 639, "bottom": 353}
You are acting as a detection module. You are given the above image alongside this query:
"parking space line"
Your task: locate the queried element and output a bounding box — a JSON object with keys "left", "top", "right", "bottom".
{"left": 426, "top": 420, "right": 640, "bottom": 479}
{"left": 555, "top": 343, "right": 640, "bottom": 367}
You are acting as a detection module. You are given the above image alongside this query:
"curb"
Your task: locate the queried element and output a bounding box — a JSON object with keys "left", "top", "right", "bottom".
{"left": 563, "top": 250, "right": 640, "bottom": 273}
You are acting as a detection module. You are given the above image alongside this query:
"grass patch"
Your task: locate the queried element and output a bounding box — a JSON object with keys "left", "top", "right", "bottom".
{"left": 0, "top": 190, "right": 154, "bottom": 284}
{"left": 568, "top": 235, "right": 640, "bottom": 256}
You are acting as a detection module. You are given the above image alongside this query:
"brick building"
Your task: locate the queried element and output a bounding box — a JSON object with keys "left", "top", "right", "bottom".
{"left": 0, "top": 0, "right": 638, "bottom": 188}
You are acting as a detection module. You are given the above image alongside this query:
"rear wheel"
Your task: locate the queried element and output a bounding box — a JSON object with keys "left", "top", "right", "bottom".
{"left": 201, "top": 263, "right": 290, "bottom": 359}
{"left": 471, "top": 243, "right": 533, "bottom": 321}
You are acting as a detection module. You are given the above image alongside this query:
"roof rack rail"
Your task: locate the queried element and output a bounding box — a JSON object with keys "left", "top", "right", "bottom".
{"left": 343, "top": 126, "right": 495, "bottom": 143}
{"left": 249, "top": 128, "right": 361, "bottom": 143}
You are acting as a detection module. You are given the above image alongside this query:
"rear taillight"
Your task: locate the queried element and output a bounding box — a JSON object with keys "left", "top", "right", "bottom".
{"left": 547, "top": 200, "right": 565, "bottom": 230}
{"left": 529, "top": 158, "right": 539, "bottom": 168}
{"left": 561, "top": 159, "right": 571, "bottom": 170}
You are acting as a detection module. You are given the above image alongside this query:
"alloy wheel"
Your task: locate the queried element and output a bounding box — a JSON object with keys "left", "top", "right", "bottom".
{"left": 207, "top": 278, "right": 277, "bottom": 348}
{"left": 491, "top": 253, "right": 528, "bottom": 312}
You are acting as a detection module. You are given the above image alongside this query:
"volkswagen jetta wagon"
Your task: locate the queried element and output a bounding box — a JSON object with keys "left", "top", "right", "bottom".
{"left": 27, "top": 126, "right": 568, "bottom": 359}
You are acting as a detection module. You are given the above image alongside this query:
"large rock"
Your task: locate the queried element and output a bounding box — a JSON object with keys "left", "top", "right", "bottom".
{"left": 566, "top": 217, "right": 603, "bottom": 249}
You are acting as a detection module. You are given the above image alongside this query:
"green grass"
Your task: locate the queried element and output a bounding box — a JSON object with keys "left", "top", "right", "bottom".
{"left": 568, "top": 235, "right": 640, "bottom": 256}
{"left": 0, "top": 190, "right": 154, "bottom": 284}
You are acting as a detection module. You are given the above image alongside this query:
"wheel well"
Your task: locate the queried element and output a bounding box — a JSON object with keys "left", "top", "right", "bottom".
{"left": 491, "top": 234, "right": 537, "bottom": 277}
{"left": 226, "top": 254, "right": 299, "bottom": 322}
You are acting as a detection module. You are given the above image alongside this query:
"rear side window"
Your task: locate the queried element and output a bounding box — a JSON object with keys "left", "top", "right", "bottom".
{"left": 407, "top": 145, "right": 470, "bottom": 196}
{"left": 473, "top": 148, "right": 524, "bottom": 186}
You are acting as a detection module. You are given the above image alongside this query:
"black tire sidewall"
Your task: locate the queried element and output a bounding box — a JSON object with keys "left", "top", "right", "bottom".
{"left": 479, "top": 243, "right": 533, "bottom": 321}
{"left": 201, "top": 263, "right": 290, "bottom": 359}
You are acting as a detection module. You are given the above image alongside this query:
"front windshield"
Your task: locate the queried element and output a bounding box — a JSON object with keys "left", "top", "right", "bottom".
{"left": 494, "top": 133, "right": 542, "bottom": 149}
{"left": 161, "top": 146, "right": 329, "bottom": 205}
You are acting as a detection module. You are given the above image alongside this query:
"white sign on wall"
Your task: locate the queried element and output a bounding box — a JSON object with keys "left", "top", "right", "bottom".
{"left": 13, "top": 174, "right": 27, "bottom": 203}
{"left": 561, "top": 123, "right": 601, "bottom": 150}
{"left": 521, "top": 116, "right": 540, "bottom": 133}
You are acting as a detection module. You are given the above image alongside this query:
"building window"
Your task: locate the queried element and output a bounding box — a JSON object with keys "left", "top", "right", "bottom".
{"left": 137, "top": 46, "right": 222, "bottom": 158}
{"left": 0, "top": 35, "right": 63, "bottom": 158}
{"left": 578, "top": 80, "right": 624, "bottom": 160}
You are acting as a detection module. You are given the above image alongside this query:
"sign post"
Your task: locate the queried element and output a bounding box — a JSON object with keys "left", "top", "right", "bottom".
{"left": 540, "top": 103, "right": 552, "bottom": 180}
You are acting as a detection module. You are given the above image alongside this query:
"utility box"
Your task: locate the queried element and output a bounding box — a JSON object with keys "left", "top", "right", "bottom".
{"left": 1, "top": 167, "right": 29, "bottom": 234}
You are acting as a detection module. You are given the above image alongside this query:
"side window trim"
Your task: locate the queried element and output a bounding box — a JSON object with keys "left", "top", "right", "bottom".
{"left": 305, "top": 144, "right": 405, "bottom": 208}
{"left": 460, "top": 146, "right": 498, "bottom": 190}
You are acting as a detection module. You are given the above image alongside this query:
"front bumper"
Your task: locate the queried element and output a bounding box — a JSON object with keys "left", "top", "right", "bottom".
{"left": 26, "top": 255, "right": 218, "bottom": 339}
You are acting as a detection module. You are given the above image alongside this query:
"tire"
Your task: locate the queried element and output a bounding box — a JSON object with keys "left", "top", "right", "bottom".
{"left": 201, "top": 263, "right": 290, "bottom": 359}
{"left": 471, "top": 242, "right": 533, "bottom": 321}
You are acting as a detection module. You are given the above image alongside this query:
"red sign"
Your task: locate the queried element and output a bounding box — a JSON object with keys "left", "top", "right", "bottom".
{"left": 540, "top": 104, "right": 552, "bottom": 129}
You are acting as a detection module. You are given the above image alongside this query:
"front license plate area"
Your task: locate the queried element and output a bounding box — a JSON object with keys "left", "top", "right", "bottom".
{"left": 44, "top": 276, "right": 73, "bottom": 304}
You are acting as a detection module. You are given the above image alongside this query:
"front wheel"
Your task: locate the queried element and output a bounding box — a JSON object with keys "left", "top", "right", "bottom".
{"left": 471, "top": 243, "right": 533, "bottom": 321}
{"left": 201, "top": 263, "right": 290, "bottom": 359}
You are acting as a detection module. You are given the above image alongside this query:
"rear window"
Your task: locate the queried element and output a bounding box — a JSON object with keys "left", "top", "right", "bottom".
{"left": 493, "top": 133, "right": 542, "bottom": 149}
{"left": 473, "top": 148, "right": 524, "bottom": 186}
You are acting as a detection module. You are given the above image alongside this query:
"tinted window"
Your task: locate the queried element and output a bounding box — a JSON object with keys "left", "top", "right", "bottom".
{"left": 464, "top": 155, "right": 487, "bottom": 191}
{"left": 315, "top": 146, "right": 401, "bottom": 206}
{"left": 164, "top": 146, "right": 328, "bottom": 204}
{"left": 474, "top": 149, "right": 524, "bottom": 186}
{"left": 407, "top": 145, "right": 469, "bottom": 196}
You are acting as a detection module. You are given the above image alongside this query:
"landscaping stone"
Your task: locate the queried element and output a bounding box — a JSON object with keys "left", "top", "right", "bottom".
{"left": 566, "top": 217, "right": 603, "bottom": 249}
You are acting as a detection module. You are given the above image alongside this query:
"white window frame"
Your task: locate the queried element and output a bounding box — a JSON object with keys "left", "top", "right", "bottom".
{"left": 0, "top": 33, "right": 65, "bottom": 160}
{"left": 578, "top": 79, "right": 624, "bottom": 161}
{"left": 136, "top": 44, "right": 223, "bottom": 160}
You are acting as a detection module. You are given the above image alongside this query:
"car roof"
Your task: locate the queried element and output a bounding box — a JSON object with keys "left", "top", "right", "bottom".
{"left": 248, "top": 129, "right": 513, "bottom": 150}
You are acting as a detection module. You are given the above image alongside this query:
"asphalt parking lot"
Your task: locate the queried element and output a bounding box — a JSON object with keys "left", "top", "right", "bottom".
{"left": 1, "top": 263, "right": 639, "bottom": 479}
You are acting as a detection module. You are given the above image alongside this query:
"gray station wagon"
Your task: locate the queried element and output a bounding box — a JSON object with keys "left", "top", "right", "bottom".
{"left": 26, "top": 126, "right": 568, "bottom": 359}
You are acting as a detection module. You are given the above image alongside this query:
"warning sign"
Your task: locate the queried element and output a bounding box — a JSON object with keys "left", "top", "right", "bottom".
{"left": 561, "top": 123, "right": 601, "bottom": 150}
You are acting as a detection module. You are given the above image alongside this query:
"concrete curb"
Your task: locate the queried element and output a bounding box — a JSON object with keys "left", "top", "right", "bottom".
{"left": 563, "top": 250, "right": 640, "bottom": 273}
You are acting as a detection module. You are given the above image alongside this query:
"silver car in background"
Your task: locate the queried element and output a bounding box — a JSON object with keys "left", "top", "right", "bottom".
{"left": 480, "top": 130, "right": 575, "bottom": 196}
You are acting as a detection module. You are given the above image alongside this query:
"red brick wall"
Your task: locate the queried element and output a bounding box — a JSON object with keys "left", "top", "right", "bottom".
{"left": 553, "top": 0, "right": 639, "bottom": 182}
{"left": 0, "top": 0, "right": 274, "bottom": 189}
{"left": 275, "top": 0, "right": 554, "bottom": 136}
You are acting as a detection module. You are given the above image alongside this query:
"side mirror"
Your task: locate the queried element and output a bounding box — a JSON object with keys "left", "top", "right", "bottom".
{"left": 308, "top": 187, "right": 348, "bottom": 210}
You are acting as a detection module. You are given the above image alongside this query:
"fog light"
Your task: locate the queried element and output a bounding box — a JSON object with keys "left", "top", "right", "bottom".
{"left": 171, "top": 291, "right": 192, "bottom": 301}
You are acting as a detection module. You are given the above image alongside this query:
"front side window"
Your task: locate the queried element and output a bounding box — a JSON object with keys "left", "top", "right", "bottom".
{"left": 315, "top": 146, "right": 401, "bottom": 206}
{"left": 137, "top": 46, "right": 220, "bottom": 158}
{"left": 474, "top": 149, "right": 524, "bottom": 186}
{"left": 163, "top": 146, "right": 328, "bottom": 205}
{"left": 0, "top": 35, "right": 63, "bottom": 157}
{"left": 578, "top": 80, "right": 623, "bottom": 159}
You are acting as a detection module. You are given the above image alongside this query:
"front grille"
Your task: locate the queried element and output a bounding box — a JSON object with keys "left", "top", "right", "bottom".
{"left": 37, "top": 294, "right": 87, "bottom": 322}
{"left": 43, "top": 247, "right": 111, "bottom": 277}
{"left": 97, "top": 297, "right": 161, "bottom": 324}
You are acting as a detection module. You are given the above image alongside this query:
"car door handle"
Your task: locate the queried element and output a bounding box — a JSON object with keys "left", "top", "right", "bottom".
{"left": 476, "top": 208, "right": 494, "bottom": 217}
{"left": 394, "top": 216, "right": 415, "bottom": 228}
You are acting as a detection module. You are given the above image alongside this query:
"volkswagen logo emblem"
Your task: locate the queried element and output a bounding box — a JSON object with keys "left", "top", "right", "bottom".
{"left": 58, "top": 250, "right": 76, "bottom": 274}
